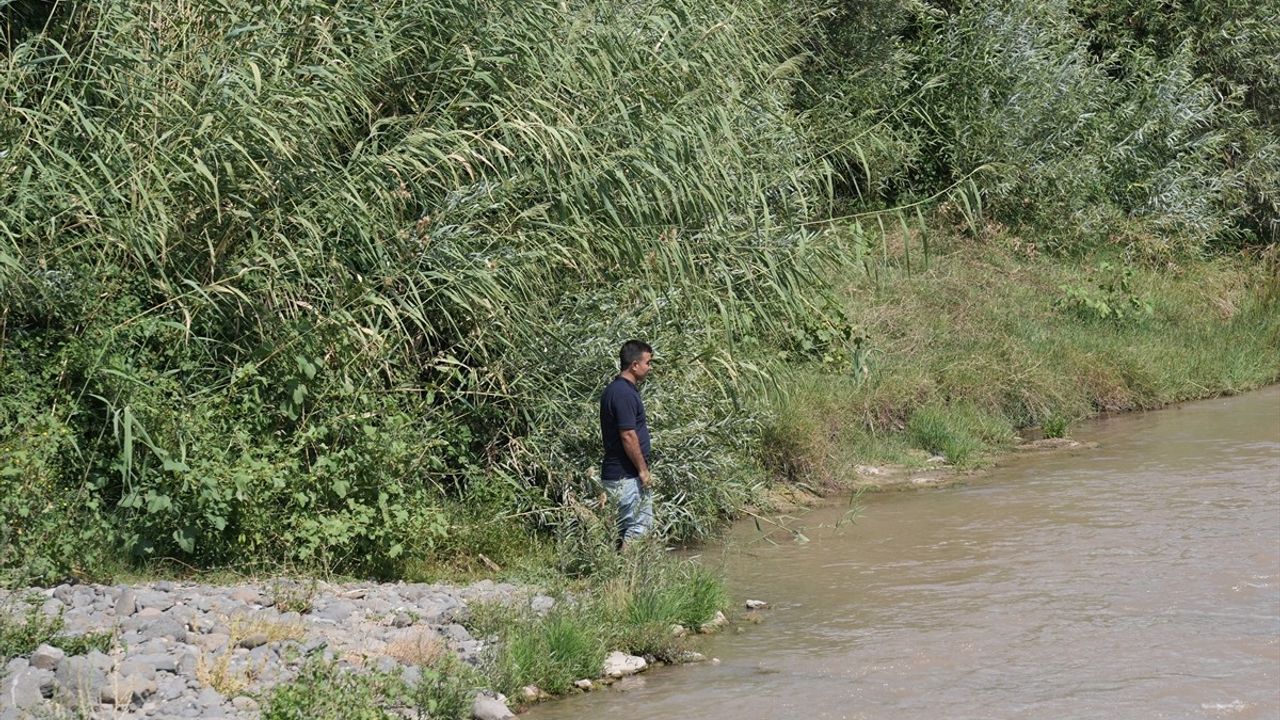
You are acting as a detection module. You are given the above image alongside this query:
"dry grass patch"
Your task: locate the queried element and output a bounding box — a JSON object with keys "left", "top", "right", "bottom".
{"left": 382, "top": 628, "right": 449, "bottom": 668}
{"left": 196, "top": 650, "right": 258, "bottom": 696}
{"left": 229, "top": 615, "right": 306, "bottom": 644}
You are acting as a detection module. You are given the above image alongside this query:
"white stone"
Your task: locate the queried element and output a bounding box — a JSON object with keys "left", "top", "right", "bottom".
{"left": 573, "top": 679, "right": 593, "bottom": 691}
{"left": 602, "top": 650, "right": 647, "bottom": 678}
{"left": 744, "top": 599, "right": 769, "bottom": 610}
{"left": 699, "top": 610, "right": 728, "bottom": 633}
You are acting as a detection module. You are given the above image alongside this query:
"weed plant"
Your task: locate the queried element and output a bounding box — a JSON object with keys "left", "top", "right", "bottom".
{"left": 0, "top": 596, "right": 115, "bottom": 664}
{"left": 263, "top": 657, "right": 474, "bottom": 720}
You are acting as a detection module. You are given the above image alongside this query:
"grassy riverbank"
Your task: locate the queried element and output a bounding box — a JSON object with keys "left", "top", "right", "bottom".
{"left": 765, "top": 236, "right": 1280, "bottom": 488}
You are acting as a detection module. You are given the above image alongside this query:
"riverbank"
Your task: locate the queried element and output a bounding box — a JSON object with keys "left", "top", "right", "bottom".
{"left": 0, "top": 543, "right": 727, "bottom": 719}
{"left": 762, "top": 237, "right": 1280, "bottom": 493}
{"left": 3, "top": 244, "right": 1277, "bottom": 719}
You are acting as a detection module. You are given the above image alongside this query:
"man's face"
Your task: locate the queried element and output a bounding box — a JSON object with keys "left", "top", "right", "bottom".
{"left": 631, "top": 352, "right": 653, "bottom": 383}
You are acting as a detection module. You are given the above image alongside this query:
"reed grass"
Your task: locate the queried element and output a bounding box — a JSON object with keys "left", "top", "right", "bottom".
{"left": 1, "top": 0, "right": 1275, "bottom": 582}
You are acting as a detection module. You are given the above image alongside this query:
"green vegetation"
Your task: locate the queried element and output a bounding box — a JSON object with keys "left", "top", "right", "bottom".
{"left": 765, "top": 240, "right": 1280, "bottom": 483}
{"left": 262, "top": 658, "right": 474, "bottom": 720}
{"left": 0, "top": 596, "right": 116, "bottom": 664}
{"left": 2, "top": 0, "right": 1277, "bottom": 586}
{"left": 468, "top": 541, "right": 726, "bottom": 698}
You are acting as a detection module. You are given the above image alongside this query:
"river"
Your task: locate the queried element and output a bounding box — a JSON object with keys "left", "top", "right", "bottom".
{"left": 526, "top": 386, "right": 1280, "bottom": 719}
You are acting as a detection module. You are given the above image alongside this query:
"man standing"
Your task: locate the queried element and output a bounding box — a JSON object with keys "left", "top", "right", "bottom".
{"left": 600, "top": 339, "right": 654, "bottom": 547}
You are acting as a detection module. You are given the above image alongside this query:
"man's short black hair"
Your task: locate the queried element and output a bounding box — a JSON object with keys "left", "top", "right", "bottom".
{"left": 619, "top": 339, "right": 653, "bottom": 371}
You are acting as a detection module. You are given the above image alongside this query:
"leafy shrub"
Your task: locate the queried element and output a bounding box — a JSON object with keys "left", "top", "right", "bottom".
{"left": 1055, "top": 262, "right": 1154, "bottom": 324}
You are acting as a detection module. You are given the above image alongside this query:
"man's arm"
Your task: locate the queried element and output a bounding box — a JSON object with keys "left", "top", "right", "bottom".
{"left": 619, "top": 428, "right": 650, "bottom": 488}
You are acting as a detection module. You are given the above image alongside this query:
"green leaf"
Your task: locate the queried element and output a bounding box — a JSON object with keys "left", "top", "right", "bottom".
{"left": 174, "top": 528, "right": 196, "bottom": 553}
{"left": 162, "top": 458, "right": 190, "bottom": 473}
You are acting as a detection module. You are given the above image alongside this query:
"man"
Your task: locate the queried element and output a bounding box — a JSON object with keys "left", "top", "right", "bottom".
{"left": 599, "top": 339, "right": 654, "bottom": 547}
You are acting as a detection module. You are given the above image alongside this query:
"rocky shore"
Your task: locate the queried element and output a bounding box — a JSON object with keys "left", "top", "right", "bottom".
{"left": 0, "top": 578, "right": 556, "bottom": 719}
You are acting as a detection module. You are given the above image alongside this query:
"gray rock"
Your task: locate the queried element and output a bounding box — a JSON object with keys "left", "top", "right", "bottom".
{"left": 54, "top": 655, "right": 106, "bottom": 705}
{"left": 100, "top": 674, "right": 156, "bottom": 705}
{"left": 85, "top": 651, "right": 113, "bottom": 673}
{"left": 228, "top": 589, "right": 260, "bottom": 606}
{"left": 118, "top": 632, "right": 147, "bottom": 648}
{"left": 196, "top": 686, "right": 222, "bottom": 706}
{"left": 133, "top": 589, "right": 174, "bottom": 612}
{"left": 237, "top": 633, "right": 268, "bottom": 650}
{"left": 137, "top": 615, "right": 187, "bottom": 643}
{"left": 194, "top": 633, "right": 230, "bottom": 653}
{"left": 530, "top": 595, "right": 555, "bottom": 615}
{"left": 115, "top": 588, "right": 138, "bottom": 617}
{"left": 118, "top": 658, "right": 158, "bottom": 680}
{"left": 166, "top": 604, "right": 196, "bottom": 626}
{"left": 30, "top": 644, "right": 64, "bottom": 671}
{"left": 41, "top": 599, "right": 63, "bottom": 616}
{"left": 390, "top": 611, "right": 414, "bottom": 628}
{"left": 699, "top": 610, "right": 728, "bottom": 633}
{"left": 472, "top": 692, "right": 514, "bottom": 720}
{"left": 231, "top": 695, "right": 259, "bottom": 713}
{"left": 1, "top": 667, "right": 51, "bottom": 709}
{"left": 176, "top": 648, "right": 199, "bottom": 676}
{"left": 123, "top": 652, "right": 179, "bottom": 677}
{"left": 440, "top": 624, "right": 471, "bottom": 641}
{"left": 313, "top": 600, "right": 356, "bottom": 622}
{"left": 248, "top": 645, "right": 275, "bottom": 665}
{"left": 153, "top": 581, "right": 175, "bottom": 593}
{"left": 4, "top": 658, "right": 28, "bottom": 675}
{"left": 156, "top": 674, "right": 187, "bottom": 701}
{"left": 50, "top": 584, "right": 75, "bottom": 604}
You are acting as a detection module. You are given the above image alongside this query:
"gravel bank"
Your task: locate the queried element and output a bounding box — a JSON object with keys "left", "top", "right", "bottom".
{"left": 1, "top": 578, "right": 548, "bottom": 719}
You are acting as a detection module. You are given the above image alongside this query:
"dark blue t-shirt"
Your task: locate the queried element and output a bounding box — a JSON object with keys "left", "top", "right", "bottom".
{"left": 600, "top": 376, "right": 650, "bottom": 480}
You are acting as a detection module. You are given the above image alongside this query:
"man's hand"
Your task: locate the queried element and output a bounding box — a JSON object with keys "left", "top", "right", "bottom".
{"left": 620, "top": 428, "right": 650, "bottom": 490}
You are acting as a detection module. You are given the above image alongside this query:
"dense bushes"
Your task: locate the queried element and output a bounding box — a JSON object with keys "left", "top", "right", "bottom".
{"left": 1, "top": 0, "right": 1275, "bottom": 581}
{"left": 0, "top": 0, "right": 842, "bottom": 580}
{"left": 801, "top": 0, "right": 1277, "bottom": 247}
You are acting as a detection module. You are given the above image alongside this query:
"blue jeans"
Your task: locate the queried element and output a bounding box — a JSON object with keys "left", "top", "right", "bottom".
{"left": 602, "top": 476, "right": 653, "bottom": 544}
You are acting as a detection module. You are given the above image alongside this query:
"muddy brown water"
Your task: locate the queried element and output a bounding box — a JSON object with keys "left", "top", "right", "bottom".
{"left": 527, "top": 387, "right": 1280, "bottom": 720}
